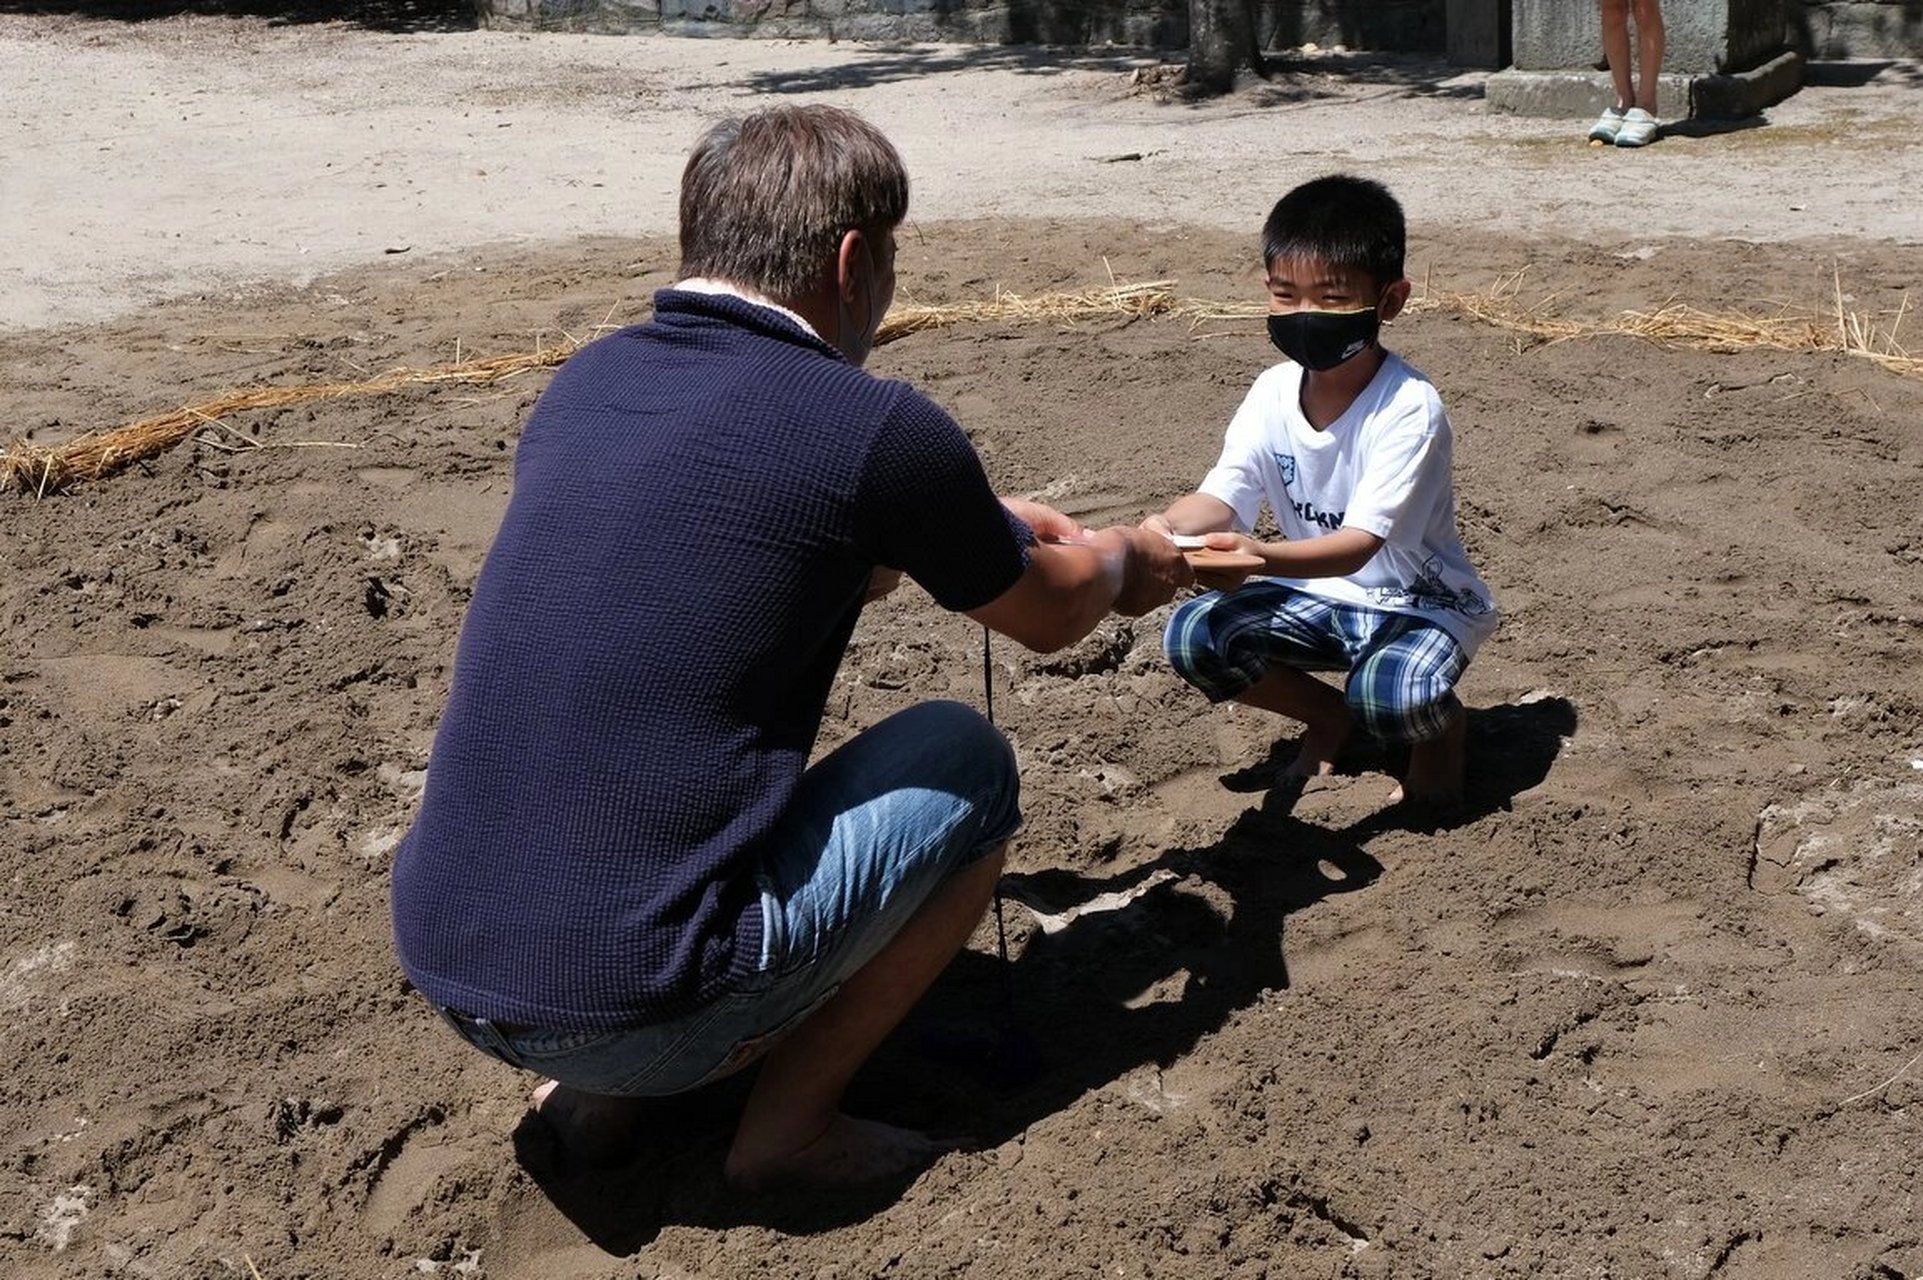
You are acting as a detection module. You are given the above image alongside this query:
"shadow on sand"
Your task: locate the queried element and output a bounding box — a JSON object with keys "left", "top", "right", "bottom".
{"left": 513, "top": 694, "right": 1579, "bottom": 1249}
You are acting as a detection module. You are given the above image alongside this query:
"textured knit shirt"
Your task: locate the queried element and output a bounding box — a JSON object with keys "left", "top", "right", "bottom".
{"left": 391, "top": 289, "right": 1033, "bottom": 1031}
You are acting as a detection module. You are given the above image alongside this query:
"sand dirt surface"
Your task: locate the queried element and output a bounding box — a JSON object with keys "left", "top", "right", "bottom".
{"left": 3, "top": 13, "right": 1923, "bottom": 1280}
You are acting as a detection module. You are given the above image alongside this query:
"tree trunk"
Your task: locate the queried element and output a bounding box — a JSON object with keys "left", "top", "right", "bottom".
{"left": 1186, "top": 0, "right": 1261, "bottom": 96}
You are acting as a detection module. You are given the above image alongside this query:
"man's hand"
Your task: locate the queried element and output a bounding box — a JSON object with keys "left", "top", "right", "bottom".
{"left": 1092, "top": 525, "right": 1192, "bottom": 616}
{"left": 1003, "top": 496, "right": 1086, "bottom": 547}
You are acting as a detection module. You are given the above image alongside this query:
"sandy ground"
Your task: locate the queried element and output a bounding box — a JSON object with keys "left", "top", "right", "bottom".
{"left": 4, "top": 12, "right": 1923, "bottom": 1280}
{"left": 3, "top": 14, "right": 1922, "bottom": 331}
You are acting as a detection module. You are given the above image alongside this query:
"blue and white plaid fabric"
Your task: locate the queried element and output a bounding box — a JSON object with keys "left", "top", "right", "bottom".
{"left": 1163, "top": 582, "right": 1468, "bottom": 745}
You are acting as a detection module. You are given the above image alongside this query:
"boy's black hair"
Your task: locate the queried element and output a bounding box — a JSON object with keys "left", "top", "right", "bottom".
{"left": 1261, "top": 174, "right": 1405, "bottom": 287}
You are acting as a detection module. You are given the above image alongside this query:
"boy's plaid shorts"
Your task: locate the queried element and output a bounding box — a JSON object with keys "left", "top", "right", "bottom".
{"left": 1162, "top": 581, "right": 1468, "bottom": 745}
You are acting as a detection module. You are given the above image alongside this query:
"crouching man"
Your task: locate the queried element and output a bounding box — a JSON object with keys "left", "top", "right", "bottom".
{"left": 390, "top": 104, "right": 1189, "bottom": 1191}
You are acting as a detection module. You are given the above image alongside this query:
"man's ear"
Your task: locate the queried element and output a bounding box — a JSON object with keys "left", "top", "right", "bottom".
{"left": 836, "top": 229, "right": 868, "bottom": 305}
{"left": 1379, "top": 278, "right": 1413, "bottom": 323}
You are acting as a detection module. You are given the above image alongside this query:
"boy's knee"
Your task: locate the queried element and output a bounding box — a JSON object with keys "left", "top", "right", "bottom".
{"left": 1163, "top": 599, "right": 1235, "bottom": 687}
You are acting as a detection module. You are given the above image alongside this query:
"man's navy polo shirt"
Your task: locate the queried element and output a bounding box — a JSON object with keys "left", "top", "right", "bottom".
{"left": 391, "top": 289, "right": 1031, "bottom": 1031}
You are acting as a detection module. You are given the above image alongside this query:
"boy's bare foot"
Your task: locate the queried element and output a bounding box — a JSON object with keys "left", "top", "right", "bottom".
{"left": 530, "top": 1079, "right": 650, "bottom": 1169}
{"left": 724, "top": 1112, "right": 958, "bottom": 1192}
{"left": 1387, "top": 708, "right": 1465, "bottom": 808}
{"left": 1281, "top": 716, "right": 1351, "bottom": 784}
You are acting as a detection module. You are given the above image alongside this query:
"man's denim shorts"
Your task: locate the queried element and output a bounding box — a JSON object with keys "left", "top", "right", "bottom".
{"left": 439, "top": 698, "right": 1021, "bottom": 1096}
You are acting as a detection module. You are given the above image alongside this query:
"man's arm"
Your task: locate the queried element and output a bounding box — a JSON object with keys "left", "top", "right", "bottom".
{"left": 966, "top": 522, "right": 1190, "bottom": 653}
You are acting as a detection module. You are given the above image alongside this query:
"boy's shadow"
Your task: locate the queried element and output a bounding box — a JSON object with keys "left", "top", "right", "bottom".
{"left": 513, "top": 695, "right": 1577, "bottom": 1251}
{"left": 1220, "top": 695, "right": 1576, "bottom": 830}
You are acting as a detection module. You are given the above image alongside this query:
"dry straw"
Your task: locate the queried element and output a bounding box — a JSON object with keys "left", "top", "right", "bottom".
{"left": 1, "top": 342, "right": 581, "bottom": 498}
{"left": 1404, "top": 266, "right": 1917, "bottom": 379}
{"left": 4, "top": 275, "right": 1914, "bottom": 498}
{"left": 875, "top": 280, "right": 1191, "bottom": 342}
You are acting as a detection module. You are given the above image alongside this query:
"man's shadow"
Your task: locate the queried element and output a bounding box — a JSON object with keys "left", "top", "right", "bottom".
{"left": 512, "top": 695, "right": 1577, "bottom": 1251}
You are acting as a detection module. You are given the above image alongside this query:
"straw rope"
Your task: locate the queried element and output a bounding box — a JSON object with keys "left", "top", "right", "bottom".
{"left": 0, "top": 342, "right": 580, "bottom": 498}
{"left": 3, "top": 279, "right": 1913, "bottom": 498}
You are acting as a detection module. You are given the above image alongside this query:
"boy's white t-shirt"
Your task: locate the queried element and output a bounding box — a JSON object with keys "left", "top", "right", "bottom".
{"left": 1199, "top": 351, "right": 1499, "bottom": 653}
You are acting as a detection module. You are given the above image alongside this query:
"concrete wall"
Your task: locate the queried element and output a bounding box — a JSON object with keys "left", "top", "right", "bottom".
{"left": 1794, "top": 1, "right": 1923, "bottom": 57}
{"left": 474, "top": 0, "right": 1442, "bottom": 48}
{"left": 474, "top": 0, "right": 1923, "bottom": 59}
{"left": 1512, "top": 0, "right": 1787, "bottom": 73}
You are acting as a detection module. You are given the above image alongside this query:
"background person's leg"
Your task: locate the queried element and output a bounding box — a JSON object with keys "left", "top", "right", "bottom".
{"left": 1610, "top": 0, "right": 1665, "bottom": 145}
{"left": 1599, "top": 0, "right": 1635, "bottom": 109}
{"left": 1632, "top": 0, "right": 1666, "bottom": 114}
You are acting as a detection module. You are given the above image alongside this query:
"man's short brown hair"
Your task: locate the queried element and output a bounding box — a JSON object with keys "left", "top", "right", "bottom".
{"left": 678, "top": 104, "right": 910, "bottom": 303}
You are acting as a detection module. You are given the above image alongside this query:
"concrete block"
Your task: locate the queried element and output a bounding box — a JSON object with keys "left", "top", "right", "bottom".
{"left": 1486, "top": 66, "right": 1692, "bottom": 116}
{"left": 833, "top": 11, "right": 912, "bottom": 36}
{"left": 532, "top": 0, "right": 612, "bottom": 30}
{"left": 744, "top": 16, "right": 831, "bottom": 34}
{"left": 1486, "top": 45, "right": 1802, "bottom": 117}
{"left": 1689, "top": 46, "right": 1806, "bottom": 112}
{"left": 957, "top": 7, "right": 1018, "bottom": 42}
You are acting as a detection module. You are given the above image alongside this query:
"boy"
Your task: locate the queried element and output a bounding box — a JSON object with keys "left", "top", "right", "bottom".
{"left": 1146, "top": 174, "right": 1496, "bottom": 806}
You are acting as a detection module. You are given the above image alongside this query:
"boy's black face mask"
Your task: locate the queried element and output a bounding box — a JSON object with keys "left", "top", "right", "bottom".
{"left": 1267, "top": 306, "right": 1380, "bottom": 371}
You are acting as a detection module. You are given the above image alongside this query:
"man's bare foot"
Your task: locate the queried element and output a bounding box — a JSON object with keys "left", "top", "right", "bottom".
{"left": 1387, "top": 709, "right": 1465, "bottom": 808}
{"left": 530, "top": 1080, "right": 649, "bottom": 1169}
{"left": 724, "top": 1112, "right": 958, "bottom": 1192}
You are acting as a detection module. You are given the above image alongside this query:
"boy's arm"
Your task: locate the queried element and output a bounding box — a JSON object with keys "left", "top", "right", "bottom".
{"left": 1142, "top": 493, "right": 1238, "bottom": 539}
{"left": 1182, "top": 524, "right": 1384, "bottom": 592}
{"left": 1249, "top": 526, "right": 1383, "bottom": 578}
{"left": 1144, "top": 491, "right": 1381, "bottom": 577}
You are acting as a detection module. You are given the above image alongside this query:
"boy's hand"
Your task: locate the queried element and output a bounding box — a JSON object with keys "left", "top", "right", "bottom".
{"left": 1197, "top": 531, "right": 1262, "bottom": 556}
{"left": 1190, "top": 531, "right": 1267, "bottom": 592}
